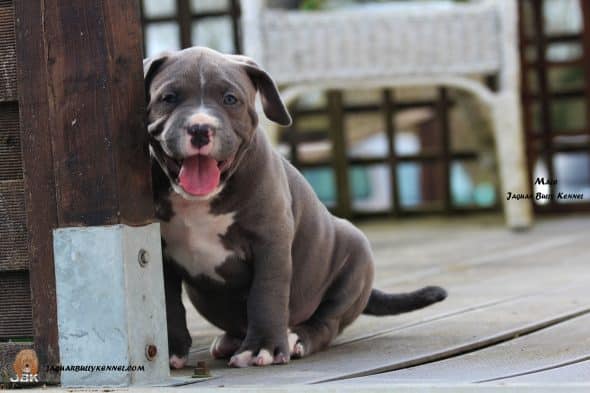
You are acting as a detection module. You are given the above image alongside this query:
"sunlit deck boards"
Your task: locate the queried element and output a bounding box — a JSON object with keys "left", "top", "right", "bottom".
{"left": 174, "top": 215, "right": 590, "bottom": 387}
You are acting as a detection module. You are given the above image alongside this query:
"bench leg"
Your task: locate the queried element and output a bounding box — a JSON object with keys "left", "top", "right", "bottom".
{"left": 491, "top": 92, "right": 533, "bottom": 230}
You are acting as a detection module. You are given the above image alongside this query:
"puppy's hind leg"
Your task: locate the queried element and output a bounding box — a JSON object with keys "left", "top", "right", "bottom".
{"left": 291, "top": 244, "right": 374, "bottom": 358}
{"left": 210, "top": 333, "right": 242, "bottom": 359}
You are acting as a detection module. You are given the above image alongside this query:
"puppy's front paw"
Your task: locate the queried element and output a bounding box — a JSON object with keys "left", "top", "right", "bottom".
{"left": 228, "top": 335, "right": 290, "bottom": 368}
{"left": 228, "top": 349, "right": 282, "bottom": 367}
{"left": 168, "top": 328, "right": 191, "bottom": 369}
{"left": 169, "top": 354, "right": 188, "bottom": 369}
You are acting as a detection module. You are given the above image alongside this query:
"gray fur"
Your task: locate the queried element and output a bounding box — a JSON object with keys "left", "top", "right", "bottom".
{"left": 144, "top": 47, "right": 447, "bottom": 368}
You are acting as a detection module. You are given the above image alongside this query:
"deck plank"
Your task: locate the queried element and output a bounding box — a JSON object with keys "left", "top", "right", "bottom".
{"left": 490, "top": 359, "right": 590, "bottom": 383}
{"left": 187, "top": 283, "right": 590, "bottom": 386}
{"left": 333, "top": 311, "right": 590, "bottom": 384}
{"left": 336, "top": 233, "right": 588, "bottom": 346}
{"left": 186, "top": 225, "right": 588, "bottom": 356}
{"left": 174, "top": 216, "right": 590, "bottom": 386}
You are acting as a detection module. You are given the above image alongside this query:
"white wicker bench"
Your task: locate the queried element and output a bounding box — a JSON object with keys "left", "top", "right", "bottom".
{"left": 242, "top": 0, "right": 533, "bottom": 229}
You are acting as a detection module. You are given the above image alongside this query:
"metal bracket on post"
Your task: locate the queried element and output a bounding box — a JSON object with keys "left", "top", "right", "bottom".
{"left": 53, "top": 223, "right": 168, "bottom": 387}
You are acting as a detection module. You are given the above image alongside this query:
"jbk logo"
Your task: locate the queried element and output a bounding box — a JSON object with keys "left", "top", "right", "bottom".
{"left": 10, "top": 349, "right": 39, "bottom": 383}
{"left": 10, "top": 372, "right": 39, "bottom": 383}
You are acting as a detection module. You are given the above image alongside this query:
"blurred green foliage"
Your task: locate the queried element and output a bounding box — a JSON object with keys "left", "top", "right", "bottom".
{"left": 300, "top": 0, "right": 326, "bottom": 10}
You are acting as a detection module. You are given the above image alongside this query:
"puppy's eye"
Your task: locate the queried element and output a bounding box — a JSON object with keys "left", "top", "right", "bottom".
{"left": 223, "top": 93, "right": 238, "bottom": 106}
{"left": 161, "top": 92, "right": 178, "bottom": 104}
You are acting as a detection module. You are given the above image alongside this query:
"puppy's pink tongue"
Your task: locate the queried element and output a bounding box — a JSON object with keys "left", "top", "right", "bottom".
{"left": 178, "top": 155, "right": 220, "bottom": 196}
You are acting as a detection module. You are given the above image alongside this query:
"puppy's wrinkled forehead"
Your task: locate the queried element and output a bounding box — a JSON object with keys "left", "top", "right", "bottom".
{"left": 150, "top": 48, "right": 255, "bottom": 101}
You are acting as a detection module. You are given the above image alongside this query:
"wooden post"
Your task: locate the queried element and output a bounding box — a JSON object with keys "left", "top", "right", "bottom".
{"left": 328, "top": 90, "right": 351, "bottom": 218}
{"left": 580, "top": 0, "right": 590, "bottom": 151}
{"left": 438, "top": 88, "right": 452, "bottom": 212}
{"left": 492, "top": 0, "right": 533, "bottom": 229}
{"left": 17, "top": 1, "right": 154, "bottom": 227}
{"left": 15, "top": 0, "right": 167, "bottom": 385}
{"left": 15, "top": 0, "right": 60, "bottom": 383}
{"left": 382, "top": 90, "right": 400, "bottom": 215}
{"left": 176, "top": 0, "right": 192, "bottom": 49}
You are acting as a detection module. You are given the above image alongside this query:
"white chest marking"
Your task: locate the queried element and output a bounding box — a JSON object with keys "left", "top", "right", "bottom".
{"left": 161, "top": 194, "right": 237, "bottom": 283}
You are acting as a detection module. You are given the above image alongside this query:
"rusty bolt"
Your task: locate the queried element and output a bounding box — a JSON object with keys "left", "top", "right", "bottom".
{"left": 192, "top": 361, "right": 211, "bottom": 378}
{"left": 138, "top": 249, "right": 150, "bottom": 267}
{"left": 145, "top": 344, "right": 157, "bottom": 361}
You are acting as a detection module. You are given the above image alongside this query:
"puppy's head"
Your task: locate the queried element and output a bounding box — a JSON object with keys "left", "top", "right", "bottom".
{"left": 144, "top": 47, "right": 291, "bottom": 200}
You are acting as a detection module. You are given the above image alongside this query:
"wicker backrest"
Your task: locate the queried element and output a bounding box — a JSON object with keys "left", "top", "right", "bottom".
{"left": 255, "top": 2, "right": 502, "bottom": 85}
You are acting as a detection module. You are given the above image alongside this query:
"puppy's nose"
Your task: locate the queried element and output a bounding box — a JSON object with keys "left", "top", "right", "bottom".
{"left": 187, "top": 124, "right": 213, "bottom": 148}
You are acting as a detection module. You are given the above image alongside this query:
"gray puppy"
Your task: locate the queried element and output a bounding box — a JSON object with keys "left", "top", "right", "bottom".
{"left": 145, "top": 47, "right": 447, "bottom": 369}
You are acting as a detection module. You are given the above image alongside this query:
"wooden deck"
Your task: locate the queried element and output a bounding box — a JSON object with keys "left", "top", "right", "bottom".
{"left": 172, "top": 215, "right": 590, "bottom": 388}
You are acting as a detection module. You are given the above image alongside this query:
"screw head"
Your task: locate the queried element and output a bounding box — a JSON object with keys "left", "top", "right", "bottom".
{"left": 193, "top": 361, "right": 211, "bottom": 378}
{"left": 138, "top": 249, "right": 150, "bottom": 267}
{"left": 145, "top": 344, "right": 157, "bottom": 361}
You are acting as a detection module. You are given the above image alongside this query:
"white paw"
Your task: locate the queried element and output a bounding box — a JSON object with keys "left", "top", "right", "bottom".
{"left": 288, "top": 331, "right": 305, "bottom": 358}
{"left": 228, "top": 350, "right": 253, "bottom": 368}
{"left": 169, "top": 354, "right": 187, "bottom": 369}
{"left": 253, "top": 349, "right": 274, "bottom": 366}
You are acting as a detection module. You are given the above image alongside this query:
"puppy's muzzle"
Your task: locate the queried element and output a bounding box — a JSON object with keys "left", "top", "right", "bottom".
{"left": 187, "top": 123, "right": 214, "bottom": 148}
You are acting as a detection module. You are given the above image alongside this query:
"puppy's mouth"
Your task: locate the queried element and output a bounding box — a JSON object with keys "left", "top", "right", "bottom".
{"left": 177, "top": 154, "right": 232, "bottom": 196}
{"left": 150, "top": 141, "right": 233, "bottom": 197}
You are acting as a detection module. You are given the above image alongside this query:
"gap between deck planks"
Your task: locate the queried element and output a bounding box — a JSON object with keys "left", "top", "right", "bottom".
{"left": 331, "top": 308, "right": 590, "bottom": 384}
{"left": 174, "top": 216, "right": 590, "bottom": 386}
{"left": 488, "top": 359, "right": 590, "bottom": 383}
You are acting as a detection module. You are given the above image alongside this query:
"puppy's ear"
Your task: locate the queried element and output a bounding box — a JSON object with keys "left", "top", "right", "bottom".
{"left": 227, "top": 55, "right": 292, "bottom": 127}
{"left": 143, "top": 53, "right": 170, "bottom": 102}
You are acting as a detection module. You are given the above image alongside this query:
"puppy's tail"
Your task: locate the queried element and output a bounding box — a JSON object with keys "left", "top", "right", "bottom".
{"left": 362, "top": 286, "right": 447, "bottom": 316}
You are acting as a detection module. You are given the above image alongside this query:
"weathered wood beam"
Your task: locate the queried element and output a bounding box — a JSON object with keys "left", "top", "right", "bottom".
{"left": 15, "top": 0, "right": 158, "bottom": 385}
